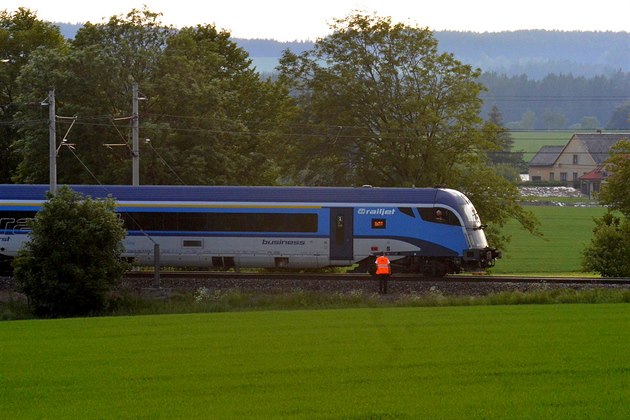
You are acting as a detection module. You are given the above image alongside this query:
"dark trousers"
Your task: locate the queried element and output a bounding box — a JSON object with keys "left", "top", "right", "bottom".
{"left": 377, "top": 275, "right": 389, "bottom": 294}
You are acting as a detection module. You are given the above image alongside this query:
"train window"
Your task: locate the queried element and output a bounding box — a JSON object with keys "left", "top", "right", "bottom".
{"left": 182, "top": 239, "right": 203, "bottom": 248}
{"left": 335, "top": 214, "right": 344, "bottom": 245}
{"left": 398, "top": 207, "right": 415, "bottom": 217}
{"left": 417, "top": 208, "right": 461, "bottom": 226}
{"left": 119, "top": 212, "right": 318, "bottom": 233}
{"left": 371, "top": 218, "right": 386, "bottom": 229}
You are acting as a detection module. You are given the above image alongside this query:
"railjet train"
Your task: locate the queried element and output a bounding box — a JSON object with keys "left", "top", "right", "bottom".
{"left": 0, "top": 185, "right": 500, "bottom": 276}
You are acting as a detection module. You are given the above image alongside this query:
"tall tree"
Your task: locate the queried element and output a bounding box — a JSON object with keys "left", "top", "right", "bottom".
{"left": 13, "top": 7, "right": 173, "bottom": 184}
{"left": 277, "top": 12, "right": 538, "bottom": 248}
{"left": 0, "top": 8, "right": 66, "bottom": 183}
{"left": 582, "top": 139, "right": 630, "bottom": 277}
{"left": 596, "top": 139, "right": 630, "bottom": 216}
{"left": 146, "top": 24, "right": 293, "bottom": 185}
{"left": 12, "top": 8, "right": 293, "bottom": 186}
{"left": 487, "top": 105, "right": 526, "bottom": 172}
{"left": 606, "top": 101, "right": 630, "bottom": 130}
{"left": 278, "top": 13, "right": 492, "bottom": 187}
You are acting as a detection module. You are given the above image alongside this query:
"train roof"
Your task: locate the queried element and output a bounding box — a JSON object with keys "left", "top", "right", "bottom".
{"left": 0, "top": 184, "right": 467, "bottom": 207}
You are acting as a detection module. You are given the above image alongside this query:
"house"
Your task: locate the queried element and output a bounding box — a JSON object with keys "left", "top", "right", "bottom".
{"left": 528, "top": 133, "right": 629, "bottom": 194}
{"left": 528, "top": 145, "right": 564, "bottom": 182}
{"left": 579, "top": 166, "right": 607, "bottom": 199}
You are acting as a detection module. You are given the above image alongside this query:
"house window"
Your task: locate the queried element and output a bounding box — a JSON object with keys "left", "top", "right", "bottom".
{"left": 573, "top": 172, "right": 578, "bottom": 181}
{"left": 532, "top": 176, "right": 541, "bottom": 182}
{"left": 549, "top": 172, "right": 555, "bottom": 181}
{"left": 573, "top": 154, "right": 578, "bottom": 164}
{"left": 560, "top": 172, "right": 567, "bottom": 181}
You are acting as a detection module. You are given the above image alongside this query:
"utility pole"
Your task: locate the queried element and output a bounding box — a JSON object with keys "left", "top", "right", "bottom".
{"left": 48, "top": 88, "right": 57, "bottom": 193}
{"left": 131, "top": 83, "right": 140, "bottom": 186}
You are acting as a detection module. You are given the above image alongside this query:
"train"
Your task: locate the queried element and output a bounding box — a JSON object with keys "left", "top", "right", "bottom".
{"left": 0, "top": 184, "right": 500, "bottom": 276}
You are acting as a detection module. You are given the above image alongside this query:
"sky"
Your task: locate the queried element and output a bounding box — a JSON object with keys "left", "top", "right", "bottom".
{"left": 3, "top": 0, "right": 629, "bottom": 41}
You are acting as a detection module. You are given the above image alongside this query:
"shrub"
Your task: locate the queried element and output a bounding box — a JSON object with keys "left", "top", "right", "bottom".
{"left": 582, "top": 212, "right": 630, "bottom": 277}
{"left": 13, "top": 186, "right": 127, "bottom": 317}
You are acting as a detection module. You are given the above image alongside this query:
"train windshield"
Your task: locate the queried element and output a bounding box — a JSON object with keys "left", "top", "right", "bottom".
{"left": 450, "top": 191, "right": 489, "bottom": 248}
{"left": 454, "top": 194, "right": 482, "bottom": 229}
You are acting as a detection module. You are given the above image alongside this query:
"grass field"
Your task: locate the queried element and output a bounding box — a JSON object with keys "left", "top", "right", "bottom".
{"left": 493, "top": 206, "right": 607, "bottom": 274}
{"left": 2, "top": 304, "right": 630, "bottom": 418}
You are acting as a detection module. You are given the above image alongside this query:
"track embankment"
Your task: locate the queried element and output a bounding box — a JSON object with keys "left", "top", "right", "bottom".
{"left": 2, "top": 273, "right": 628, "bottom": 302}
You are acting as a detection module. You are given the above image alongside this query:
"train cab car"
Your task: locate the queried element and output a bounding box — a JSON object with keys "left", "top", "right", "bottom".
{"left": 0, "top": 185, "right": 500, "bottom": 276}
{"left": 350, "top": 188, "right": 500, "bottom": 276}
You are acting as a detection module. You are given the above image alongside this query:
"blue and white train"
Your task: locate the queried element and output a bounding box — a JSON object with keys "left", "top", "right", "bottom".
{"left": 0, "top": 185, "right": 500, "bottom": 276}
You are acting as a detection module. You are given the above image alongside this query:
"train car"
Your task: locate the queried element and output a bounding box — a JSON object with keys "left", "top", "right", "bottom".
{"left": 0, "top": 185, "right": 500, "bottom": 276}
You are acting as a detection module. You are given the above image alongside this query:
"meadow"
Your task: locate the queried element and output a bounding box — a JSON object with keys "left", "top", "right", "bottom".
{"left": 2, "top": 304, "right": 630, "bottom": 418}
{"left": 493, "top": 205, "right": 606, "bottom": 274}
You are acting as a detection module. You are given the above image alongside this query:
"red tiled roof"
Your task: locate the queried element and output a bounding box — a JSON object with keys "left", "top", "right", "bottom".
{"left": 579, "top": 169, "right": 605, "bottom": 181}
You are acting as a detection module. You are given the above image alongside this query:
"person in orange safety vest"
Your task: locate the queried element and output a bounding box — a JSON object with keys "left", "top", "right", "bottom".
{"left": 374, "top": 252, "right": 391, "bottom": 294}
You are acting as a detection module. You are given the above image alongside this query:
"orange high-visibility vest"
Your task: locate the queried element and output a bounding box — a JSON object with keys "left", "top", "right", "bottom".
{"left": 375, "top": 255, "right": 391, "bottom": 275}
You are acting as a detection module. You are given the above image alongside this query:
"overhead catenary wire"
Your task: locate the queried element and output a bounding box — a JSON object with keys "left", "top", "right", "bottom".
{"left": 143, "top": 138, "right": 186, "bottom": 185}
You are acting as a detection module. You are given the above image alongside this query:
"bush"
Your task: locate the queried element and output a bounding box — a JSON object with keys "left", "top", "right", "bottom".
{"left": 13, "top": 186, "right": 127, "bottom": 317}
{"left": 582, "top": 212, "right": 630, "bottom": 277}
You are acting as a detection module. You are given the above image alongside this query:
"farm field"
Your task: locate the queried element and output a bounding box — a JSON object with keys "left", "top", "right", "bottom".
{"left": 2, "top": 305, "right": 630, "bottom": 418}
{"left": 493, "top": 205, "right": 606, "bottom": 274}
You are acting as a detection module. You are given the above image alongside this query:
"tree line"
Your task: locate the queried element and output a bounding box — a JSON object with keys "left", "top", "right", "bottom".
{"left": 479, "top": 72, "right": 630, "bottom": 130}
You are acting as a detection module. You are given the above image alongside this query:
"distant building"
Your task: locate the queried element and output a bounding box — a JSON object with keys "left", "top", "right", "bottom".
{"left": 528, "top": 133, "right": 629, "bottom": 196}
{"left": 528, "top": 145, "right": 564, "bottom": 182}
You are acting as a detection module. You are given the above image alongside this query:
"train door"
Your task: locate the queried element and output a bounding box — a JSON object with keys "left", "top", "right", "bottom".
{"left": 329, "top": 208, "right": 353, "bottom": 260}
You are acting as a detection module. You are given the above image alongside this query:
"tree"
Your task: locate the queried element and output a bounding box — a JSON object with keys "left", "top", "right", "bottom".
{"left": 606, "top": 101, "right": 630, "bottom": 130}
{"left": 487, "top": 105, "right": 526, "bottom": 172}
{"left": 519, "top": 110, "right": 536, "bottom": 130}
{"left": 542, "top": 108, "right": 567, "bottom": 130}
{"left": 277, "top": 12, "right": 538, "bottom": 248}
{"left": 13, "top": 7, "right": 173, "bottom": 185}
{"left": 146, "top": 24, "right": 293, "bottom": 185}
{"left": 578, "top": 116, "right": 601, "bottom": 130}
{"left": 13, "top": 186, "right": 127, "bottom": 317}
{"left": 582, "top": 212, "right": 630, "bottom": 277}
{"left": 0, "top": 8, "right": 66, "bottom": 182}
{"left": 278, "top": 12, "right": 490, "bottom": 187}
{"left": 582, "top": 140, "right": 630, "bottom": 276}
{"left": 596, "top": 140, "right": 630, "bottom": 216}
{"left": 12, "top": 7, "right": 294, "bottom": 186}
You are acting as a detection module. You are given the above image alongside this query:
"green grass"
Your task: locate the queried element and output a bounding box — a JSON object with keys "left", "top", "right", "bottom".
{"left": 2, "top": 304, "right": 630, "bottom": 418}
{"left": 493, "top": 206, "right": 607, "bottom": 274}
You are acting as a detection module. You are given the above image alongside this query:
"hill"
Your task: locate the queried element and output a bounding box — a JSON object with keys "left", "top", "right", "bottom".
{"left": 221, "top": 31, "right": 630, "bottom": 78}
{"left": 235, "top": 30, "right": 629, "bottom": 78}
{"left": 55, "top": 23, "right": 628, "bottom": 78}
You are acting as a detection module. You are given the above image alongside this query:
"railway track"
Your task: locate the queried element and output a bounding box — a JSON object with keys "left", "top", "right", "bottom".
{"left": 117, "top": 271, "right": 630, "bottom": 298}
{"left": 125, "top": 271, "right": 630, "bottom": 285}
{"left": 3, "top": 273, "right": 628, "bottom": 301}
